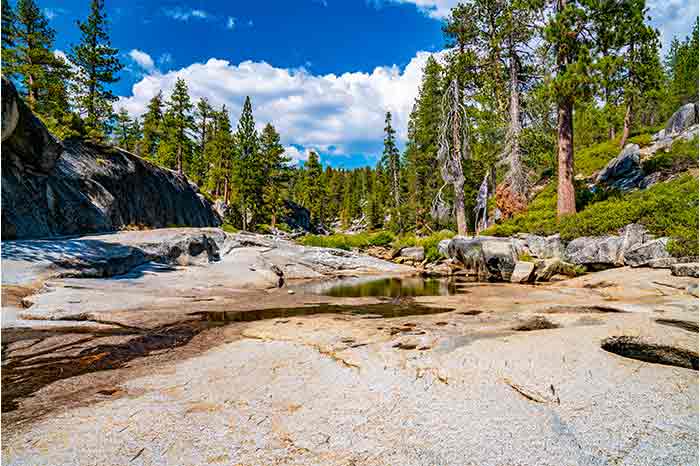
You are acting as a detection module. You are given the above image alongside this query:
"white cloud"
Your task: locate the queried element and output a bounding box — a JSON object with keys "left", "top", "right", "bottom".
{"left": 164, "top": 7, "right": 210, "bottom": 21}
{"left": 226, "top": 17, "right": 236, "bottom": 29}
{"left": 116, "top": 52, "right": 440, "bottom": 162}
{"left": 283, "top": 146, "right": 311, "bottom": 165}
{"left": 129, "top": 49, "right": 155, "bottom": 71}
{"left": 380, "top": 0, "right": 457, "bottom": 19}
{"left": 647, "top": 0, "right": 699, "bottom": 52}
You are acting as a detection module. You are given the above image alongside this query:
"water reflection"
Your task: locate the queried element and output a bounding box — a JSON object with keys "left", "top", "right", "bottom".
{"left": 317, "top": 276, "right": 471, "bottom": 298}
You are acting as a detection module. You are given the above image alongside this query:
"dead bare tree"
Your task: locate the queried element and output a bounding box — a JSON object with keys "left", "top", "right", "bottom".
{"left": 436, "top": 78, "right": 470, "bottom": 236}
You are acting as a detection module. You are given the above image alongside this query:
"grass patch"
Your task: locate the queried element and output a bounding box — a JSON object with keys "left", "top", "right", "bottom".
{"left": 300, "top": 231, "right": 396, "bottom": 250}
{"left": 299, "top": 229, "right": 455, "bottom": 262}
{"left": 222, "top": 223, "right": 238, "bottom": 233}
{"left": 485, "top": 175, "right": 698, "bottom": 257}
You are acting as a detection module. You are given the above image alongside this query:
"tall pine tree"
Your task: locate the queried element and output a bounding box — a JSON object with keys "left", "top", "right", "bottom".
{"left": 69, "top": 0, "right": 123, "bottom": 136}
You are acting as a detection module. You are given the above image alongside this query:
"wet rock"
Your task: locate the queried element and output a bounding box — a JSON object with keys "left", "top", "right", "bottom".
{"left": 623, "top": 238, "right": 671, "bottom": 267}
{"left": 398, "top": 246, "right": 425, "bottom": 262}
{"left": 510, "top": 261, "right": 535, "bottom": 283}
{"left": 595, "top": 144, "right": 643, "bottom": 191}
{"left": 565, "top": 235, "right": 623, "bottom": 268}
{"left": 671, "top": 263, "right": 699, "bottom": 278}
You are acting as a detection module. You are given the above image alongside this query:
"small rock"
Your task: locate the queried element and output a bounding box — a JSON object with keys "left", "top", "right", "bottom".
{"left": 687, "top": 282, "right": 699, "bottom": 297}
{"left": 534, "top": 258, "right": 579, "bottom": 281}
{"left": 287, "top": 289, "right": 295, "bottom": 294}
{"left": 511, "top": 261, "right": 535, "bottom": 284}
{"left": 399, "top": 246, "right": 425, "bottom": 262}
{"left": 671, "top": 263, "right": 699, "bottom": 278}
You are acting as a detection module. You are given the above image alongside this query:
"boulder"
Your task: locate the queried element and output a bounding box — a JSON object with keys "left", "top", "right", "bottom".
{"left": 671, "top": 263, "right": 699, "bottom": 278}
{"left": 1, "top": 78, "right": 221, "bottom": 239}
{"left": 517, "top": 233, "right": 564, "bottom": 259}
{"left": 398, "top": 246, "right": 425, "bottom": 262}
{"left": 664, "top": 103, "right": 698, "bottom": 137}
{"left": 534, "top": 258, "right": 579, "bottom": 281}
{"left": 623, "top": 237, "right": 671, "bottom": 267}
{"left": 438, "top": 239, "right": 451, "bottom": 257}
{"left": 510, "top": 261, "right": 535, "bottom": 283}
{"left": 564, "top": 235, "right": 624, "bottom": 268}
{"left": 595, "top": 144, "right": 643, "bottom": 191}
{"left": 446, "top": 236, "right": 517, "bottom": 281}
{"left": 687, "top": 282, "right": 699, "bottom": 297}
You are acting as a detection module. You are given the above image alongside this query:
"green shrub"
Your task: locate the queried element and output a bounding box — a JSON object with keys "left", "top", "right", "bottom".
{"left": 628, "top": 133, "right": 652, "bottom": 147}
{"left": 299, "top": 231, "right": 397, "bottom": 251}
{"left": 518, "top": 252, "right": 534, "bottom": 262}
{"left": 392, "top": 230, "right": 455, "bottom": 262}
{"left": 642, "top": 136, "right": 699, "bottom": 174}
{"left": 484, "top": 175, "right": 698, "bottom": 257}
{"left": 574, "top": 139, "right": 622, "bottom": 177}
{"left": 222, "top": 223, "right": 238, "bottom": 233}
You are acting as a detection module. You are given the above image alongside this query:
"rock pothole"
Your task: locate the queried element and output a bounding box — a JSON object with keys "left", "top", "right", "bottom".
{"left": 601, "top": 336, "right": 698, "bottom": 370}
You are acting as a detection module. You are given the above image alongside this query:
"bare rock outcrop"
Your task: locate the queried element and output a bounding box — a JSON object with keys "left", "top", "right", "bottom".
{"left": 1, "top": 77, "right": 221, "bottom": 239}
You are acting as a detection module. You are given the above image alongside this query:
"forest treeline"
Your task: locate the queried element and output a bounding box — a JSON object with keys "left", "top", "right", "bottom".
{"left": 2, "top": 0, "right": 698, "bottom": 233}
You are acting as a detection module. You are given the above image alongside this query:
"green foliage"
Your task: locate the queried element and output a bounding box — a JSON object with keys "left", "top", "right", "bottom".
{"left": 642, "top": 137, "right": 699, "bottom": 174}
{"left": 300, "top": 231, "right": 394, "bottom": 251}
{"left": 69, "top": 0, "right": 123, "bottom": 135}
{"left": 666, "top": 18, "right": 699, "bottom": 108}
{"left": 221, "top": 223, "right": 238, "bottom": 233}
{"left": 518, "top": 252, "right": 534, "bottom": 262}
{"left": 487, "top": 175, "right": 699, "bottom": 257}
{"left": 391, "top": 230, "right": 454, "bottom": 262}
{"left": 574, "top": 138, "right": 624, "bottom": 177}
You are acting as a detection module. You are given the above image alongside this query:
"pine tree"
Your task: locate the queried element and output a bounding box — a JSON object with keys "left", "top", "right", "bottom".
{"left": 141, "top": 91, "right": 164, "bottom": 159}
{"left": 617, "top": 0, "right": 661, "bottom": 147}
{"left": 195, "top": 97, "right": 213, "bottom": 158}
{"left": 405, "top": 56, "right": 444, "bottom": 231}
{"left": 301, "top": 152, "right": 326, "bottom": 228}
{"left": 259, "top": 123, "right": 290, "bottom": 228}
{"left": 382, "top": 111, "right": 401, "bottom": 214}
{"left": 69, "top": 0, "right": 123, "bottom": 136}
{"left": 114, "top": 107, "right": 132, "bottom": 150}
{"left": 4, "top": 0, "right": 68, "bottom": 113}
{"left": 544, "top": 0, "right": 595, "bottom": 216}
{"left": 232, "top": 96, "right": 261, "bottom": 230}
{"left": 205, "top": 106, "right": 234, "bottom": 199}
{"left": 167, "top": 78, "right": 195, "bottom": 174}
{"left": 2, "top": 0, "right": 18, "bottom": 81}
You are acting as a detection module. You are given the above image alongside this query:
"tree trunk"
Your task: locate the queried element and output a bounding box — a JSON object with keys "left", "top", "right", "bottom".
{"left": 620, "top": 102, "right": 632, "bottom": 148}
{"left": 609, "top": 127, "right": 616, "bottom": 140}
{"left": 556, "top": 99, "right": 576, "bottom": 216}
{"left": 454, "top": 179, "right": 467, "bottom": 236}
{"left": 271, "top": 212, "right": 277, "bottom": 229}
{"left": 507, "top": 33, "right": 525, "bottom": 198}
{"left": 177, "top": 142, "right": 183, "bottom": 174}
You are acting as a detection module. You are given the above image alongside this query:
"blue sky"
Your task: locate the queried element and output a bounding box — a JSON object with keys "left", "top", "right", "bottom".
{"left": 41, "top": 0, "right": 700, "bottom": 168}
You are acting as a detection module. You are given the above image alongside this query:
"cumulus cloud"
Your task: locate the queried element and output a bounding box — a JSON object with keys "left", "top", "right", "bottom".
{"left": 129, "top": 49, "right": 155, "bottom": 71}
{"left": 164, "top": 7, "right": 210, "bottom": 21}
{"left": 116, "top": 51, "right": 441, "bottom": 163}
{"left": 226, "top": 17, "right": 236, "bottom": 29}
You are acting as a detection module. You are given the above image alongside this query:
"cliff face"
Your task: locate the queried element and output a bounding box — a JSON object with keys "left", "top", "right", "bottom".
{"left": 1, "top": 77, "right": 221, "bottom": 239}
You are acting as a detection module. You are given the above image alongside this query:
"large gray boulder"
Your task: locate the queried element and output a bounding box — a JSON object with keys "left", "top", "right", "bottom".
{"left": 671, "top": 263, "right": 699, "bottom": 278}
{"left": 595, "top": 144, "right": 643, "bottom": 191}
{"left": 564, "top": 235, "right": 624, "bottom": 268}
{"left": 447, "top": 236, "right": 517, "bottom": 281}
{"left": 517, "top": 233, "right": 564, "bottom": 259}
{"left": 664, "top": 103, "right": 698, "bottom": 137}
{"left": 623, "top": 237, "right": 671, "bottom": 267}
{"left": 1, "top": 78, "right": 221, "bottom": 239}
